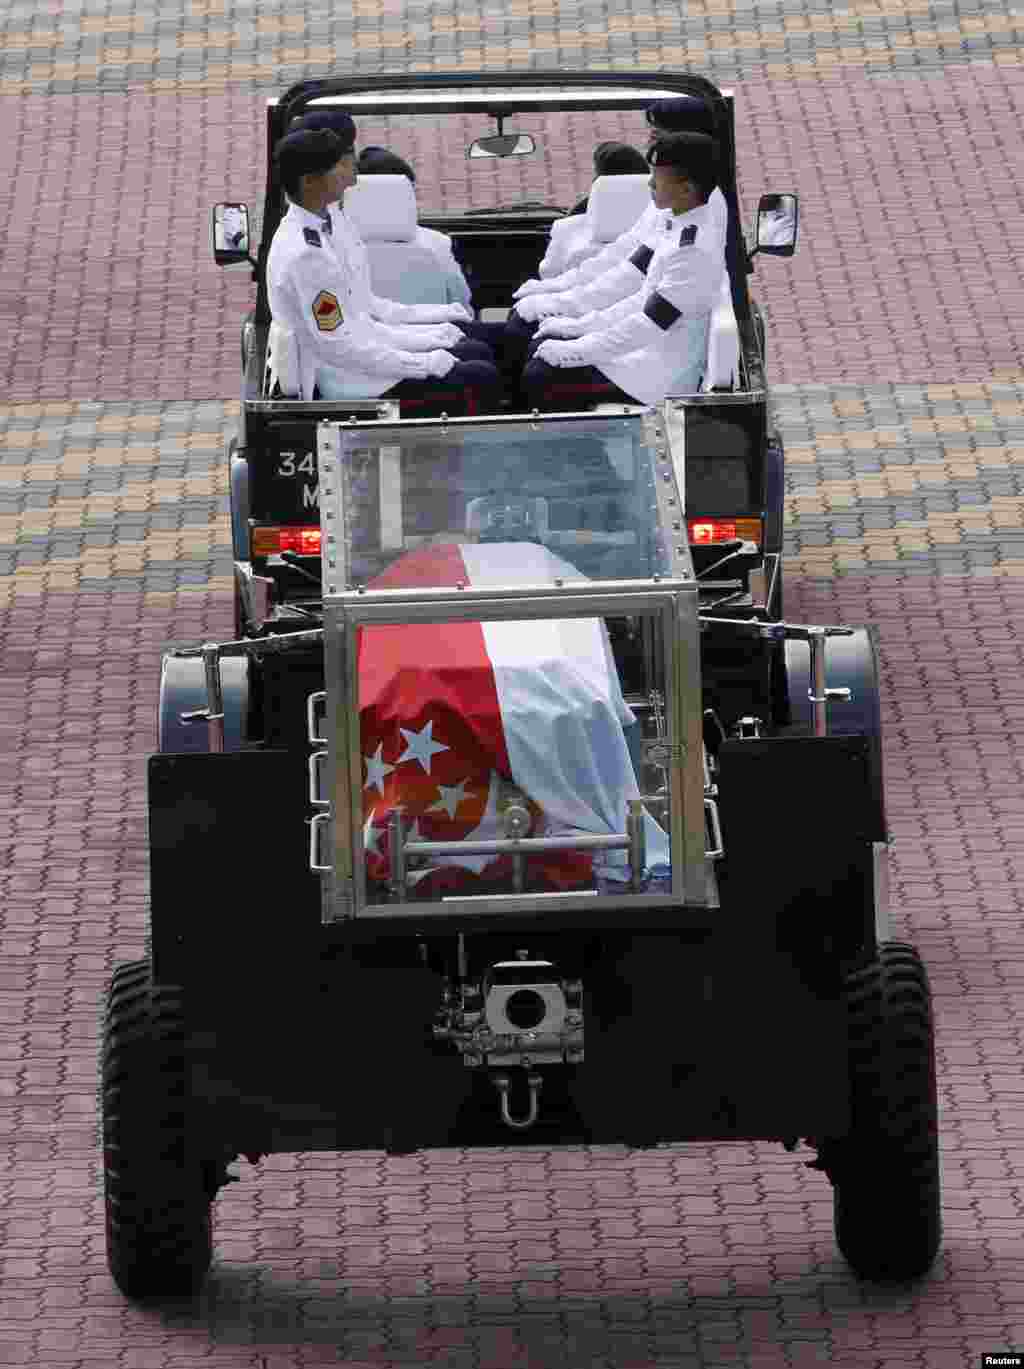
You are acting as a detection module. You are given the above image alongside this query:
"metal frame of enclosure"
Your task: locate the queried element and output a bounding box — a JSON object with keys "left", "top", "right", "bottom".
{"left": 311, "top": 410, "right": 715, "bottom": 923}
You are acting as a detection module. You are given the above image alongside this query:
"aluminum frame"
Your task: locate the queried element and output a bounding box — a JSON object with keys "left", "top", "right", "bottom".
{"left": 315, "top": 415, "right": 710, "bottom": 922}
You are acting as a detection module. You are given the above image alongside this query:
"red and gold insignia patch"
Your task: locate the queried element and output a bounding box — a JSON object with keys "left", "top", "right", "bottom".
{"left": 312, "top": 290, "right": 342, "bottom": 332}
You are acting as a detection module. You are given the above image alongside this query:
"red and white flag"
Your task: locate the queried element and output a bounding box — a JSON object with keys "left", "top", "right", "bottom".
{"left": 357, "top": 541, "right": 668, "bottom": 895}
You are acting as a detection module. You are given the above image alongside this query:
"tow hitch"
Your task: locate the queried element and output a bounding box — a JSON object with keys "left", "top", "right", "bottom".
{"left": 432, "top": 947, "right": 582, "bottom": 1131}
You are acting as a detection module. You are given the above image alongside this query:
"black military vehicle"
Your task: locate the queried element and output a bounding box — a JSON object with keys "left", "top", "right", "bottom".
{"left": 101, "top": 71, "right": 939, "bottom": 1300}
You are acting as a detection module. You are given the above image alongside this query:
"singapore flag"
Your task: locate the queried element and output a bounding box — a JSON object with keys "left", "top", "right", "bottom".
{"left": 358, "top": 541, "right": 670, "bottom": 895}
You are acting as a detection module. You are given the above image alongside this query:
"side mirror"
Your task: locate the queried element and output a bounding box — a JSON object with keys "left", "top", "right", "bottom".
{"left": 467, "top": 133, "right": 536, "bottom": 160}
{"left": 212, "top": 202, "right": 252, "bottom": 265}
{"left": 752, "top": 193, "right": 798, "bottom": 257}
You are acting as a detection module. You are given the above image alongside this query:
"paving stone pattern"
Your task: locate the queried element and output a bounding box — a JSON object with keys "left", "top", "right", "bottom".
{"left": 2, "top": 0, "right": 1024, "bottom": 1366}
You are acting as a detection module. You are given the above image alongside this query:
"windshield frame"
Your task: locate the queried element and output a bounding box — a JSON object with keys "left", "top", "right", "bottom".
{"left": 253, "top": 69, "right": 742, "bottom": 327}
{"left": 314, "top": 407, "right": 692, "bottom": 598}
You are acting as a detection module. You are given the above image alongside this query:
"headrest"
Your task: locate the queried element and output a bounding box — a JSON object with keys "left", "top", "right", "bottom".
{"left": 585, "top": 175, "right": 652, "bottom": 243}
{"left": 343, "top": 174, "right": 417, "bottom": 242}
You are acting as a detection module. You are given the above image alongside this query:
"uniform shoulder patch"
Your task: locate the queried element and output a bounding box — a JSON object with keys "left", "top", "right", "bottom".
{"left": 679, "top": 224, "right": 698, "bottom": 246}
{"left": 312, "top": 290, "right": 343, "bottom": 332}
{"left": 303, "top": 227, "right": 322, "bottom": 247}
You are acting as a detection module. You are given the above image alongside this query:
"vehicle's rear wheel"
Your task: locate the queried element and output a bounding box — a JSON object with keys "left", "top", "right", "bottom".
{"left": 102, "top": 961, "right": 216, "bottom": 1299}
{"left": 823, "top": 943, "right": 941, "bottom": 1281}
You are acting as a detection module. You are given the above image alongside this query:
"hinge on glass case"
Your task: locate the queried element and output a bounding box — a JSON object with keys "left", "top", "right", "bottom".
{"left": 642, "top": 739, "right": 685, "bottom": 767}
{"left": 322, "top": 878, "right": 355, "bottom": 925}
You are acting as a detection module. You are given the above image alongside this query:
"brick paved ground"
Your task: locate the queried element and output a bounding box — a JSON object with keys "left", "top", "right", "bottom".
{"left": 2, "top": 1, "right": 1024, "bottom": 1367}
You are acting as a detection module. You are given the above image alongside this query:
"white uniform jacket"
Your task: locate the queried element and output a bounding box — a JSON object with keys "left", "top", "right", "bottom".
{"left": 417, "top": 225, "right": 474, "bottom": 309}
{"left": 266, "top": 202, "right": 437, "bottom": 400}
{"left": 542, "top": 187, "right": 728, "bottom": 301}
{"left": 538, "top": 215, "right": 592, "bottom": 279}
{"left": 544, "top": 204, "right": 722, "bottom": 406}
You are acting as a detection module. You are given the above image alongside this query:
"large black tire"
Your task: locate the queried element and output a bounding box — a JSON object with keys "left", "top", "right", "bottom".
{"left": 827, "top": 943, "right": 941, "bottom": 1281}
{"left": 102, "top": 961, "right": 214, "bottom": 1299}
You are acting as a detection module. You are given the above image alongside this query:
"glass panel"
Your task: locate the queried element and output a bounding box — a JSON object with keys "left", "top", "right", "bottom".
{"left": 353, "top": 605, "right": 675, "bottom": 904}
{"left": 312, "top": 109, "right": 660, "bottom": 216}
{"left": 341, "top": 417, "right": 673, "bottom": 591}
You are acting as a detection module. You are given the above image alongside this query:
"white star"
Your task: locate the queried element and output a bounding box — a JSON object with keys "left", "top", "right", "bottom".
{"left": 363, "top": 809, "right": 382, "bottom": 857}
{"left": 396, "top": 719, "right": 449, "bottom": 775}
{"left": 427, "top": 777, "right": 471, "bottom": 820}
{"left": 364, "top": 742, "right": 395, "bottom": 795}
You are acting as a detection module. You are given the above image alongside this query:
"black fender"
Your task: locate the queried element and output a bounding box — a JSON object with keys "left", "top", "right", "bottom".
{"left": 763, "top": 433, "right": 784, "bottom": 557}
{"left": 229, "top": 439, "right": 250, "bottom": 562}
{"left": 158, "top": 653, "right": 251, "bottom": 754}
{"left": 783, "top": 625, "right": 886, "bottom": 839}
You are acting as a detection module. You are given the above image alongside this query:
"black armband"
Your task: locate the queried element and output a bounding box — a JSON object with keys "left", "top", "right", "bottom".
{"left": 643, "top": 292, "right": 682, "bottom": 330}
{"left": 629, "top": 245, "right": 654, "bottom": 275}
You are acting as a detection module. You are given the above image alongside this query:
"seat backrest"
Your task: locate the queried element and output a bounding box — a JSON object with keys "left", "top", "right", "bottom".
{"left": 345, "top": 174, "right": 418, "bottom": 243}
{"left": 584, "top": 174, "right": 652, "bottom": 244}
{"left": 703, "top": 271, "right": 739, "bottom": 391}
{"left": 343, "top": 175, "right": 446, "bottom": 306}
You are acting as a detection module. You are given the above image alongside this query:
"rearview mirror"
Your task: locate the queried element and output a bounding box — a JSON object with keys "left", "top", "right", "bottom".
{"left": 212, "top": 202, "right": 252, "bottom": 265}
{"left": 753, "top": 193, "right": 798, "bottom": 257}
{"left": 467, "top": 133, "right": 536, "bottom": 160}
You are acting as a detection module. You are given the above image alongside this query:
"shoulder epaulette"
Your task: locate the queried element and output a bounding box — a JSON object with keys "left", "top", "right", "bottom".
{"left": 303, "top": 227, "right": 322, "bottom": 247}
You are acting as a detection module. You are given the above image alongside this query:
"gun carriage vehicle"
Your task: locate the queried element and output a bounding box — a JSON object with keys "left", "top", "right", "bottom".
{"left": 101, "top": 71, "right": 940, "bottom": 1299}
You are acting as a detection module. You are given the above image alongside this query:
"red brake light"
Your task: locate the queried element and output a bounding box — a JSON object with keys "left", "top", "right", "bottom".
{"left": 251, "top": 525, "right": 322, "bottom": 557}
{"left": 687, "top": 518, "right": 762, "bottom": 546}
{"left": 689, "top": 520, "right": 735, "bottom": 545}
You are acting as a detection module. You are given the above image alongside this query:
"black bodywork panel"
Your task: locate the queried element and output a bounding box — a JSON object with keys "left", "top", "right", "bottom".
{"left": 685, "top": 400, "right": 766, "bottom": 518}
{"left": 146, "top": 735, "right": 874, "bottom": 1154}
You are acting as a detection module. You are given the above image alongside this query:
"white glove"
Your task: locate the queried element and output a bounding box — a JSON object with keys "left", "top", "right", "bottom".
{"left": 516, "top": 292, "right": 581, "bottom": 324}
{"left": 533, "top": 339, "right": 577, "bottom": 368}
{"left": 432, "top": 323, "right": 465, "bottom": 347}
{"left": 513, "top": 278, "right": 545, "bottom": 300}
{"left": 443, "top": 303, "right": 473, "bottom": 322}
{"left": 399, "top": 323, "right": 461, "bottom": 351}
{"left": 424, "top": 349, "right": 457, "bottom": 379}
{"left": 536, "top": 315, "right": 587, "bottom": 340}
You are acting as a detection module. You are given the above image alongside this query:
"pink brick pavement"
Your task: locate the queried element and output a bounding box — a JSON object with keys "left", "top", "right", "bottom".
{"left": 3, "top": 29, "right": 1024, "bottom": 1369}
{"left": 0, "top": 65, "right": 1021, "bottom": 403}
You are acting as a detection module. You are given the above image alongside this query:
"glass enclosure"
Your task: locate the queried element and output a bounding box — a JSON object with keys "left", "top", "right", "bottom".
{"left": 317, "top": 414, "right": 709, "bottom": 916}
{"left": 326, "top": 415, "right": 678, "bottom": 593}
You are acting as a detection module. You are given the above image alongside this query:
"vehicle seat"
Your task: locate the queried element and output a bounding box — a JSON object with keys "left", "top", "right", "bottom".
{"left": 540, "top": 175, "right": 652, "bottom": 278}
{"left": 565, "top": 174, "right": 652, "bottom": 271}
{"left": 703, "top": 272, "right": 740, "bottom": 391}
{"left": 343, "top": 175, "right": 446, "bottom": 307}
{"left": 263, "top": 321, "right": 301, "bottom": 398}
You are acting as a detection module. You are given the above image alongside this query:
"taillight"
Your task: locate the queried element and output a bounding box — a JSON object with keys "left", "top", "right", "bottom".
{"left": 251, "top": 525, "right": 322, "bottom": 557}
{"left": 687, "top": 517, "right": 762, "bottom": 546}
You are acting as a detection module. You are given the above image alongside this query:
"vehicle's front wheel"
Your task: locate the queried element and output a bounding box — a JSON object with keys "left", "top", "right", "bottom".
{"left": 102, "top": 961, "right": 215, "bottom": 1299}
{"left": 823, "top": 943, "right": 941, "bottom": 1281}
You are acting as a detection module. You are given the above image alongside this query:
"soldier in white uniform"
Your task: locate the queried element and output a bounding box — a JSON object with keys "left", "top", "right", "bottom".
{"left": 514, "top": 98, "right": 728, "bottom": 313}
{"left": 292, "top": 113, "right": 491, "bottom": 367}
{"left": 522, "top": 133, "right": 722, "bottom": 410}
{"left": 498, "top": 98, "right": 729, "bottom": 381}
{"left": 266, "top": 126, "right": 499, "bottom": 415}
{"left": 355, "top": 145, "right": 475, "bottom": 311}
